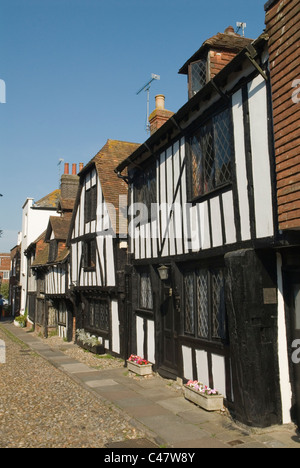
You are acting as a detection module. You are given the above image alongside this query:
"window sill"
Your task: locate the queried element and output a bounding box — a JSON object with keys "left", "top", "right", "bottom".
{"left": 188, "top": 182, "right": 232, "bottom": 205}
{"left": 178, "top": 334, "right": 229, "bottom": 350}
{"left": 135, "top": 308, "right": 154, "bottom": 319}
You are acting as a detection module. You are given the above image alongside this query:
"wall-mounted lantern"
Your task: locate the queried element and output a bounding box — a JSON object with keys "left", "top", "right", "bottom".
{"left": 158, "top": 264, "right": 170, "bottom": 281}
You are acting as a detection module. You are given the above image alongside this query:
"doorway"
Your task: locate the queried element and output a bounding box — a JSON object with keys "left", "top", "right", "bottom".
{"left": 158, "top": 283, "right": 178, "bottom": 379}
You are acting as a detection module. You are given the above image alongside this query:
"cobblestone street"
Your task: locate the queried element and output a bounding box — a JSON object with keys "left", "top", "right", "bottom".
{"left": 0, "top": 327, "right": 144, "bottom": 448}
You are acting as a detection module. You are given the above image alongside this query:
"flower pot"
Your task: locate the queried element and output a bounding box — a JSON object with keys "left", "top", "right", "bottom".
{"left": 77, "top": 339, "right": 105, "bottom": 355}
{"left": 127, "top": 360, "right": 153, "bottom": 376}
{"left": 184, "top": 385, "right": 224, "bottom": 412}
{"left": 14, "top": 319, "right": 26, "bottom": 328}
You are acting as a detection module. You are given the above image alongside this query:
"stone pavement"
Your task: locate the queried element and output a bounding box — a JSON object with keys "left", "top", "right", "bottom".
{"left": 2, "top": 321, "right": 300, "bottom": 449}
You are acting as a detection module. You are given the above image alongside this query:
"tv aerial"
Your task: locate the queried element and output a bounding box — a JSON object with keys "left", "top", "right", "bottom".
{"left": 137, "top": 73, "right": 160, "bottom": 134}
{"left": 57, "top": 158, "right": 64, "bottom": 184}
{"left": 236, "top": 22, "right": 247, "bottom": 37}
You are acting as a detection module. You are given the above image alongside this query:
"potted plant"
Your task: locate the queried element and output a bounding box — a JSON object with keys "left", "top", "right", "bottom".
{"left": 76, "top": 329, "right": 105, "bottom": 355}
{"left": 184, "top": 380, "right": 224, "bottom": 412}
{"left": 14, "top": 315, "right": 27, "bottom": 328}
{"left": 127, "top": 354, "right": 153, "bottom": 376}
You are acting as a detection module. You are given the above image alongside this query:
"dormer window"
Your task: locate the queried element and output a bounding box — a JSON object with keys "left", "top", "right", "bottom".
{"left": 179, "top": 26, "right": 253, "bottom": 101}
{"left": 189, "top": 59, "right": 208, "bottom": 98}
{"left": 49, "top": 240, "right": 58, "bottom": 263}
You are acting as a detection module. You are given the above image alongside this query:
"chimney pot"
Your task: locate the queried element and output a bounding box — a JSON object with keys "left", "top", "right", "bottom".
{"left": 72, "top": 163, "right": 77, "bottom": 175}
{"left": 64, "top": 163, "right": 69, "bottom": 175}
{"left": 224, "top": 26, "right": 235, "bottom": 35}
{"left": 79, "top": 163, "right": 84, "bottom": 171}
{"left": 155, "top": 94, "right": 165, "bottom": 110}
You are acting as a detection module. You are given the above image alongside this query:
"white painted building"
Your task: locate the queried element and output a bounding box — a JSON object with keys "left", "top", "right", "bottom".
{"left": 20, "top": 191, "right": 60, "bottom": 315}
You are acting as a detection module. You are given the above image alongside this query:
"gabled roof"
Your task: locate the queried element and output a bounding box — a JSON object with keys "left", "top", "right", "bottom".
{"left": 75, "top": 139, "right": 141, "bottom": 235}
{"left": 45, "top": 214, "right": 72, "bottom": 242}
{"left": 82, "top": 139, "right": 140, "bottom": 195}
{"left": 58, "top": 198, "right": 76, "bottom": 212}
{"left": 34, "top": 189, "right": 61, "bottom": 209}
{"left": 31, "top": 242, "right": 49, "bottom": 267}
{"left": 178, "top": 27, "right": 253, "bottom": 75}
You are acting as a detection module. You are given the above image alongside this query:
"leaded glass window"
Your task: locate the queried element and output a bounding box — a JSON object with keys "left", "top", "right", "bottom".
{"left": 188, "top": 107, "right": 233, "bottom": 199}
{"left": 134, "top": 163, "right": 157, "bottom": 222}
{"left": 213, "top": 108, "right": 232, "bottom": 187}
{"left": 139, "top": 272, "right": 153, "bottom": 310}
{"left": 211, "top": 269, "right": 226, "bottom": 340}
{"left": 58, "top": 301, "right": 67, "bottom": 325}
{"left": 88, "top": 300, "right": 109, "bottom": 332}
{"left": 184, "top": 273, "right": 195, "bottom": 334}
{"left": 183, "top": 267, "right": 227, "bottom": 342}
{"left": 196, "top": 270, "right": 209, "bottom": 338}
{"left": 189, "top": 60, "right": 207, "bottom": 98}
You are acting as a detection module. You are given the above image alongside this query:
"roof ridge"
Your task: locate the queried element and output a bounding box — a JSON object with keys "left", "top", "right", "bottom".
{"left": 34, "top": 189, "right": 61, "bottom": 208}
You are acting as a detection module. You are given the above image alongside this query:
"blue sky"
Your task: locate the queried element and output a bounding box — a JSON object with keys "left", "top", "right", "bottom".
{"left": 0, "top": 0, "right": 266, "bottom": 252}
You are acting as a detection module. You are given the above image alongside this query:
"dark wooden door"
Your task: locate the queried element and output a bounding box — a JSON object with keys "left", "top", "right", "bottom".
{"left": 159, "top": 285, "right": 178, "bottom": 379}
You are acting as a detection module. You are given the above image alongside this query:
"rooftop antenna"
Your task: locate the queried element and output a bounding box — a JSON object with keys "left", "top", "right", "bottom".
{"left": 57, "top": 158, "right": 64, "bottom": 184}
{"left": 136, "top": 73, "right": 160, "bottom": 134}
{"left": 236, "top": 22, "right": 247, "bottom": 37}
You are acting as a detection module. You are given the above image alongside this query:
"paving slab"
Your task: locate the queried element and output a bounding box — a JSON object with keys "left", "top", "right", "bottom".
{"left": 158, "top": 397, "right": 196, "bottom": 414}
{"left": 97, "top": 389, "right": 141, "bottom": 402}
{"left": 120, "top": 402, "right": 171, "bottom": 419}
{"left": 137, "top": 414, "right": 209, "bottom": 445}
{"left": 59, "top": 363, "right": 99, "bottom": 374}
{"left": 135, "top": 387, "right": 179, "bottom": 402}
{"left": 85, "top": 379, "right": 119, "bottom": 388}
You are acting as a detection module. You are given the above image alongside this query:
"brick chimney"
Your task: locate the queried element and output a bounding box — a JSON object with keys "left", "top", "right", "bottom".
{"left": 149, "top": 95, "right": 174, "bottom": 135}
{"left": 60, "top": 163, "right": 79, "bottom": 200}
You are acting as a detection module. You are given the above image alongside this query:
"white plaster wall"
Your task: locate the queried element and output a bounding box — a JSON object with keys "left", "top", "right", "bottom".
{"left": 147, "top": 320, "right": 155, "bottom": 363}
{"left": 182, "top": 346, "right": 193, "bottom": 381}
{"left": 136, "top": 316, "right": 144, "bottom": 358}
{"left": 248, "top": 75, "right": 274, "bottom": 239}
{"left": 211, "top": 354, "right": 226, "bottom": 397}
{"left": 111, "top": 299, "right": 120, "bottom": 355}
{"left": 196, "top": 349, "right": 209, "bottom": 386}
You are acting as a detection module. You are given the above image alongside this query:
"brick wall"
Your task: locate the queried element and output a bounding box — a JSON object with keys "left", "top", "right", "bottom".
{"left": 265, "top": 0, "right": 300, "bottom": 230}
{"left": 0, "top": 253, "right": 11, "bottom": 284}
{"left": 209, "top": 49, "right": 238, "bottom": 79}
